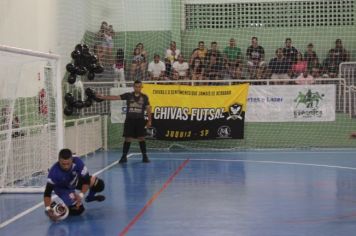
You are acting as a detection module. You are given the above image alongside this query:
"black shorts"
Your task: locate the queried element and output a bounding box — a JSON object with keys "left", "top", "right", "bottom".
{"left": 123, "top": 118, "right": 146, "bottom": 138}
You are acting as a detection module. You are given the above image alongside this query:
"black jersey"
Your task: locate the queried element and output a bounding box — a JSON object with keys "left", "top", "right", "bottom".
{"left": 120, "top": 92, "right": 149, "bottom": 119}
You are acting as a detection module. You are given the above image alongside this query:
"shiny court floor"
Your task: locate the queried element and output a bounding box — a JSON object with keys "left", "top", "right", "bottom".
{"left": 1, "top": 150, "right": 356, "bottom": 236}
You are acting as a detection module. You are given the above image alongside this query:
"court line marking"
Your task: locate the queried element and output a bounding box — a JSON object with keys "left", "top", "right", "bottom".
{"left": 119, "top": 159, "right": 190, "bottom": 236}
{"left": 0, "top": 153, "right": 133, "bottom": 229}
{"left": 149, "top": 150, "right": 356, "bottom": 155}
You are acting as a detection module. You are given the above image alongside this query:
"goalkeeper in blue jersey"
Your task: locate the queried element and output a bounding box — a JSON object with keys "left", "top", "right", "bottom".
{"left": 43, "top": 148, "right": 105, "bottom": 221}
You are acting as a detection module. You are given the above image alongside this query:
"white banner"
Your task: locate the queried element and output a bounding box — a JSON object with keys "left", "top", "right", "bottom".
{"left": 246, "top": 85, "right": 336, "bottom": 122}
{"left": 110, "top": 87, "right": 131, "bottom": 123}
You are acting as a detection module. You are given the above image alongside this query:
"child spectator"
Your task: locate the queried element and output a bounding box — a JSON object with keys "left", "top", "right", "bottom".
{"left": 295, "top": 71, "right": 315, "bottom": 85}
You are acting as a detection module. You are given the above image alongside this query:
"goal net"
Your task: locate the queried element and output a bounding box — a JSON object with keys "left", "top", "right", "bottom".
{"left": 0, "top": 45, "right": 62, "bottom": 193}
{"left": 67, "top": 0, "right": 356, "bottom": 150}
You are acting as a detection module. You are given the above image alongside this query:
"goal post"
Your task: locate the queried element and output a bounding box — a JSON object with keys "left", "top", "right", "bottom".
{"left": 0, "top": 45, "right": 62, "bottom": 193}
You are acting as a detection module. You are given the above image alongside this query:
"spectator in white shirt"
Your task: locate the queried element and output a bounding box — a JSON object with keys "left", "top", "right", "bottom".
{"left": 148, "top": 54, "right": 166, "bottom": 80}
{"left": 172, "top": 55, "right": 189, "bottom": 81}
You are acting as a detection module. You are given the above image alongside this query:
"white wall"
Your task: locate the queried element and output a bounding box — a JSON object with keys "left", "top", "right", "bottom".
{"left": 0, "top": 0, "right": 172, "bottom": 61}
{"left": 0, "top": 0, "right": 57, "bottom": 52}
{"left": 0, "top": 0, "right": 173, "bottom": 98}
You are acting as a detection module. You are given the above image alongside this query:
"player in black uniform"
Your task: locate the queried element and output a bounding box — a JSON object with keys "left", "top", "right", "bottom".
{"left": 96, "top": 80, "right": 152, "bottom": 163}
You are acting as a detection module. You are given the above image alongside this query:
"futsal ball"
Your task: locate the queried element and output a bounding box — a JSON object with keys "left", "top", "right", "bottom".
{"left": 52, "top": 202, "right": 69, "bottom": 221}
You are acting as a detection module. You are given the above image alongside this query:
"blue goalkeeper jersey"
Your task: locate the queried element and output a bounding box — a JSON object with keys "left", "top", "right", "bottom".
{"left": 47, "top": 157, "right": 89, "bottom": 190}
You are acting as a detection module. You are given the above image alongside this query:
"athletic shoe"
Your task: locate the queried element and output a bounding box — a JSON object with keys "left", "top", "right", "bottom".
{"left": 85, "top": 195, "right": 106, "bottom": 202}
{"left": 119, "top": 156, "right": 128, "bottom": 163}
{"left": 142, "top": 155, "right": 150, "bottom": 163}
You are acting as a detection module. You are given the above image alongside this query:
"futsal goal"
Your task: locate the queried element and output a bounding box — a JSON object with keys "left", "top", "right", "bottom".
{"left": 0, "top": 45, "right": 62, "bottom": 193}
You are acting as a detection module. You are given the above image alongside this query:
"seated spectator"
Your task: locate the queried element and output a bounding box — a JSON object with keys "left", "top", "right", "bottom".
{"left": 205, "top": 42, "right": 224, "bottom": 81}
{"left": 322, "top": 49, "right": 340, "bottom": 78}
{"left": 223, "top": 38, "right": 242, "bottom": 81}
{"left": 334, "top": 39, "right": 350, "bottom": 63}
{"left": 189, "top": 41, "right": 208, "bottom": 66}
{"left": 148, "top": 54, "right": 166, "bottom": 80}
{"left": 295, "top": 71, "right": 315, "bottom": 85}
{"left": 223, "top": 38, "right": 242, "bottom": 68}
{"left": 310, "top": 66, "right": 321, "bottom": 78}
{"left": 130, "top": 47, "right": 145, "bottom": 80}
{"left": 113, "top": 48, "right": 126, "bottom": 87}
{"left": 268, "top": 48, "right": 292, "bottom": 84}
{"left": 304, "top": 43, "right": 319, "bottom": 71}
{"left": 226, "top": 61, "right": 243, "bottom": 81}
{"left": 172, "top": 55, "right": 189, "bottom": 81}
{"left": 283, "top": 38, "right": 299, "bottom": 64}
{"left": 291, "top": 52, "right": 308, "bottom": 78}
{"left": 246, "top": 37, "right": 266, "bottom": 80}
{"left": 191, "top": 56, "right": 205, "bottom": 83}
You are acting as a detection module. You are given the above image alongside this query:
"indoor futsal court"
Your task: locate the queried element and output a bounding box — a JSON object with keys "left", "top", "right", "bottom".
{"left": 2, "top": 149, "right": 356, "bottom": 236}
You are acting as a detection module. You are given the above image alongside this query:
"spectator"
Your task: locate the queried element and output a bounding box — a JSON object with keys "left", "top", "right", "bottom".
{"left": 130, "top": 47, "right": 145, "bottom": 80}
{"left": 283, "top": 38, "right": 299, "bottom": 64}
{"left": 104, "top": 25, "right": 115, "bottom": 63}
{"left": 136, "top": 43, "right": 148, "bottom": 78}
{"left": 226, "top": 61, "right": 243, "bottom": 80}
{"left": 164, "top": 58, "right": 172, "bottom": 80}
{"left": 93, "top": 43, "right": 104, "bottom": 65}
{"left": 165, "top": 41, "right": 181, "bottom": 78}
{"left": 322, "top": 49, "right": 340, "bottom": 78}
{"left": 96, "top": 21, "right": 114, "bottom": 66}
{"left": 113, "top": 48, "right": 126, "bottom": 87}
{"left": 333, "top": 39, "right": 350, "bottom": 63}
{"left": 310, "top": 66, "right": 321, "bottom": 79}
{"left": 95, "top": 21, "right": 107, "bottom": 52}
{"left": 223, "top": 38, "right": 242, "bottom": 68}
{"left": 147, "top": 54, "right": 166, "bottom": 80}
{"left": 291, "top": 52, "right": 308, "bottom": 78}
{"left": 295, "top": 71, "right": 315, "bottom": 85}
{"left": 246, "top": 37, "right": 266, "bottom": 80}
{"left": 268, "top": 48, "right": 292, "bottom": 84}
{"left": 165, "top": 41, "right": 180, "bottom": 62}
{"left": 1, "top": 106, "right": 22, "bottom": 137}
{"left": 205, "top": 42, "right": 224, "bottom": 81}
{"left": 191, "top": 56, "right": 205, "bottom": 83}
{"left": 304, "top": 43, "right": 319, "bottom": 71}
{"left": 223, "top": 38, "right": 242, "bottom": 81}
{"left": 172, "top": 55, "right": 189, "bottom": 81}
{"left": 189, "top": 41, "right": 208, "bottom": 66}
